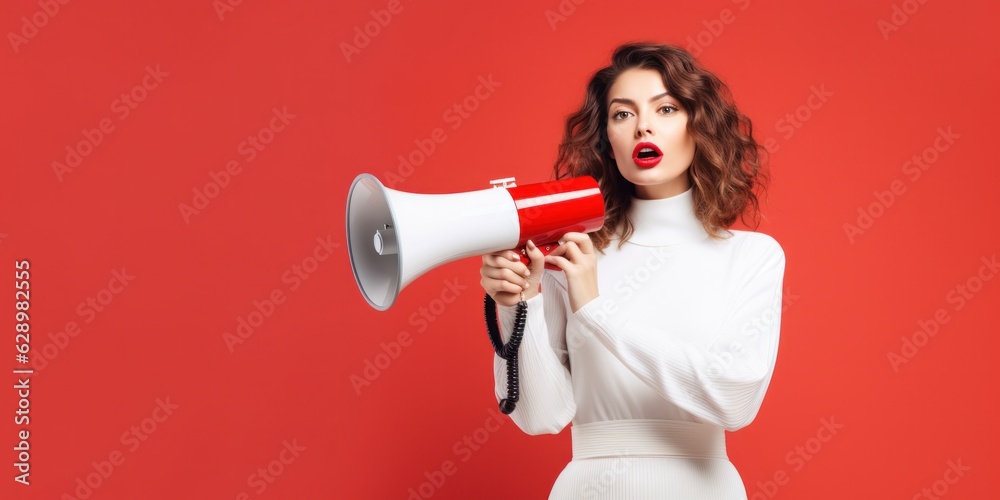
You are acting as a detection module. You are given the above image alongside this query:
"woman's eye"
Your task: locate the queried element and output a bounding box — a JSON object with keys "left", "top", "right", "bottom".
{"left": 612, "top": 106, "right": 677, "bottom": 121}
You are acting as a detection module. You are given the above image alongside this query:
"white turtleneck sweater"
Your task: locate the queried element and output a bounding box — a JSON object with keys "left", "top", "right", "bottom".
{"left": 493, "top": 186, "right": 786, "bottom": 435}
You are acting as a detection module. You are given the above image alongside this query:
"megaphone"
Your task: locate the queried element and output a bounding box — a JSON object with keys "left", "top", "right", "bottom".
{"left": 346, "top": 174, "right": 605, "bottom": 310}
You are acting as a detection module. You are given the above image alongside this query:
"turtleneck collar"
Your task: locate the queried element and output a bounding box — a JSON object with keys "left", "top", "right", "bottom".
{"left": 620, "top": 186, "right": 712, "bottom": 246}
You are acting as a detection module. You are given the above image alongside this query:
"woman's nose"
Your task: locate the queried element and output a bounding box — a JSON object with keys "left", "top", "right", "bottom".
{"left": 635, "top": 120, "right": 653, "bottom": 138}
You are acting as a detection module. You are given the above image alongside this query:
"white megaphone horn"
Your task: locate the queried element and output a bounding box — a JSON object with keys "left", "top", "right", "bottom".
{"left": 346, "top": 174, "right": 606, "bottom": 310}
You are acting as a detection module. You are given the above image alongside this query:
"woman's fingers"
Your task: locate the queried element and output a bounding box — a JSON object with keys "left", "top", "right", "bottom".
{"left": 482, "top": 251, "right": 513, "bottom": 267}
{"left": 481, "top": 248, "right": 543, "bottom": 307}
{"left": 562, "top": 232, "right": 595, "bottom": 254}
{"left": 547, "top": 243, "right": 567, "bottom": 258}
{"left": 483, "top": 251, "right": 530, "bottom": 277}
{"left": 524, "top": 241, "right": 545, "bottom": 274}
{"left": 543, "top": 234, "right": 599, "bottom": 280}
{"left": 481, "top": 257, "right": 533, "bottom": 299}
{"left": 481, "top": 266, "right": 529, "bottom": 288}
{"left": 544, "top": 254, "right": 571, "bottom": 271}
{"left": 560, "top": 241, "right": 585, "bottom": 262}
{"left": 495, "top": 279, "right": 525, "bottom": 295}
{"left": 547, "top": 240, "right": 584, "bottom": 263}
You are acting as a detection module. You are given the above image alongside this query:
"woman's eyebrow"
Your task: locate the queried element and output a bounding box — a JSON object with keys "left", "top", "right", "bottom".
{"left": 608, "top": 91, "right": 672, "bottom": 109}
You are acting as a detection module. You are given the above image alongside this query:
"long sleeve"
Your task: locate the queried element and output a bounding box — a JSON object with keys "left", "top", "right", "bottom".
{"left": 573, "top": 237, "right": 786, "bottom": 432}
{"left": 493, "top": 271, "right": 576, "bottom": 435}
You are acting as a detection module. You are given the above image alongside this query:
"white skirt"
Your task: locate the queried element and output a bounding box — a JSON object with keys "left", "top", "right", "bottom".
{"left": 548, "top": 419, "right": 748, "bottom": 500}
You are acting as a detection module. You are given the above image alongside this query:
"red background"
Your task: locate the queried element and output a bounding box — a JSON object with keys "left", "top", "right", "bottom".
{"left": 3, "top": 0, "right": 998, "bottom": 498}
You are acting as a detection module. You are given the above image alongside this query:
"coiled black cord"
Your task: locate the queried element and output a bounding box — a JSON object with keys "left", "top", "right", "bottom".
{"left": 484, "top": 293, "right": 527, "bottom": 415}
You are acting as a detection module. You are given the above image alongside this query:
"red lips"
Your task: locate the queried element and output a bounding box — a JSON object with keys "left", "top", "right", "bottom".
{"left": 632, "top": 142, "right": 663, "bottom": 168}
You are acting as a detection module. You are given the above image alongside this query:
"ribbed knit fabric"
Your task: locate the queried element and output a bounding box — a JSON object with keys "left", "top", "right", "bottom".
{"left": 570, "top": 419, "right": 727, "bottom": 460}
{"left": 492, "top": 185, "right": 786, "bottom": 499}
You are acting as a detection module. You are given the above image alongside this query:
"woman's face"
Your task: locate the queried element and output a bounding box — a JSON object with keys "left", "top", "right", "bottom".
{"left": 605, "top": 68, "right": 696, "bottom": 199}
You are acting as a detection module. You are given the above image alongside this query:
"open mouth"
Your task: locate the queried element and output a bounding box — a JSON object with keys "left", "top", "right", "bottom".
{"left": 632, "top": 142, "right": 663, "bottom": 168}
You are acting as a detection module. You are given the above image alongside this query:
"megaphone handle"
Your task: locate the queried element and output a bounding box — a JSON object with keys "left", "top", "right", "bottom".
{"left": 517, "top": 241, "right": 562, "bottom": 272}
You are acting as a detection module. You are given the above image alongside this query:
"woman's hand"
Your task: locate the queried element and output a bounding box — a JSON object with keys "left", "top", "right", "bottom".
{"left": 544, "top": 232, "right": 599, "bottom": 313}
{"left": 480, "top": 240, "right": 546, "bottom": 307}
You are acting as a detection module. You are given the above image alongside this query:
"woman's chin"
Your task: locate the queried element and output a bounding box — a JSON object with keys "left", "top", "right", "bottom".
{"left": 625, "top": 171, "right": 691, "bottom": 196}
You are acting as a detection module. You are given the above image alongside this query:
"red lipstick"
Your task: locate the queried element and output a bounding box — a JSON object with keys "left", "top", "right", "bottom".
{"left": 632, "top": 142, "right": 663, "bottom": 168}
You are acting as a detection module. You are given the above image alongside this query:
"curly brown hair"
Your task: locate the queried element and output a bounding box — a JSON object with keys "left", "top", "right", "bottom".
{"left": 552, "top": 41, "right": 770, "bottom": 252}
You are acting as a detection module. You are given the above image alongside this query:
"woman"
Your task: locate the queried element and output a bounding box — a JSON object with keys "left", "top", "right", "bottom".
{"left": 480, "top": 42, "right": 786, "bottom": 499}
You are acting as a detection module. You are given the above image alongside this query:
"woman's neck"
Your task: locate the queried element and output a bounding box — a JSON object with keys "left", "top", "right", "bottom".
{"left": 622, "top": 186, "right": 711, "bottom": 246}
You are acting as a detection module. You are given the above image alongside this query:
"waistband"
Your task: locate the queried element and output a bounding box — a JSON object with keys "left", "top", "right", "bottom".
{"left": 571, "top": 419, "right": 728, "bottom": 460}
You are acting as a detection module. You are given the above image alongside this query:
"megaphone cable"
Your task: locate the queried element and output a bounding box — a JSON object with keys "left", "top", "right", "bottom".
{"left": 483, "top": 292, "right": 527, "bottom": 415}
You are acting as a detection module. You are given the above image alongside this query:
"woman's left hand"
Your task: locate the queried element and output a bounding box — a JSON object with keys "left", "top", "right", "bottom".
{"left": 544, "top": 232, "right": 599, "bottom": 313}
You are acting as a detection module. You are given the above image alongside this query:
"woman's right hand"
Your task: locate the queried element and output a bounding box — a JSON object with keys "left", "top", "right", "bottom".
{"left": 480, "top": 240, "right": 546, "bottom": 307}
